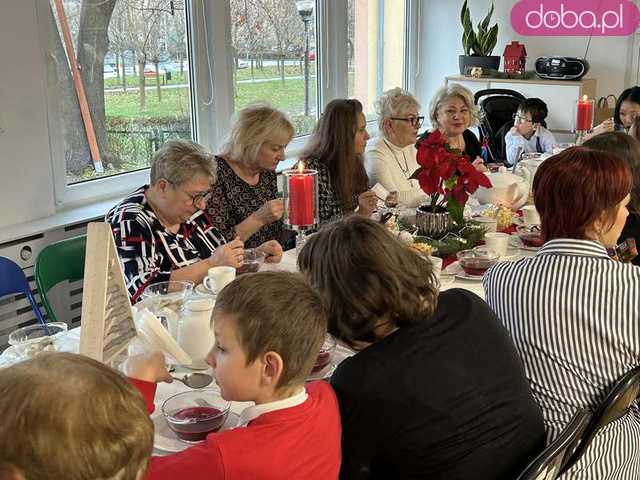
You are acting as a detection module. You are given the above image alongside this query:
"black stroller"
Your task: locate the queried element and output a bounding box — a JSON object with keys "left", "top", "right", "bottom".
{"left": 474, "top": 89, "right": 526, "bottom": 164}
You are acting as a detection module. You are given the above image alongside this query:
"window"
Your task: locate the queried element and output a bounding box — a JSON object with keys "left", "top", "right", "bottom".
{"left": 46, "top": 0, "right": 193, "bottom": 185}
{"left": 346, "top": 0, "right": 407, "bottom": 119}
{"left": 229, "top": 0, "right": 318, "bottom": 137}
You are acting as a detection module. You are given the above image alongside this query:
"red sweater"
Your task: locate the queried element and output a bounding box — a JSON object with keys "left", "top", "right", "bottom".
{"left": 131, "top": 379, "right": 341, "bottom": 480}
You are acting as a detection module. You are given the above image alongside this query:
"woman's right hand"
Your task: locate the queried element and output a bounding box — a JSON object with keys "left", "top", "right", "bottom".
{"left": 253, "top": 199, "right": 284, "bottom": 225}
{"left": 210, "top": 237, "right": 244, "bottom": 268}
{"left": 358, "top": 190, "right": 378, "bottom": 217}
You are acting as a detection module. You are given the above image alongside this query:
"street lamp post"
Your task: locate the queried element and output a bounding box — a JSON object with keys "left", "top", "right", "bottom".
{"left": 296, "top": 0, "right": 314, "bottom": 117}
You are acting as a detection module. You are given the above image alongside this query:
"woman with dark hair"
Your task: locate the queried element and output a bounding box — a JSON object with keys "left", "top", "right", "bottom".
{"left": 614, "top": 86, "right": 640, "bottom": 131}
{"left": 584, "top": 132, "right": 640, "bottom": 265}
{"left": 484, "top": 147, "right": 640, "bottom": 479}
{"left": 301, "top": 99, "right": 377, "bottom": 224}
{"left": 298, "top": 216, "right": 545, "bottom": 479}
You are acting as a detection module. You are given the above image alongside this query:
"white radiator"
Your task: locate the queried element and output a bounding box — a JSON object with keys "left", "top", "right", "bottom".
{"left": 0, "top": 221, "right": 90, "bottom": 351}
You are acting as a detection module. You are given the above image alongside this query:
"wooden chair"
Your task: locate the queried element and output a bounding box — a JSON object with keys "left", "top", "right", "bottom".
{"left": 560, "top": 366, "right": 640, "bottom": 475}
{"left": 34, "top": 235, "right": 87, "bottom": 323}
{"left": 516, "top": 409, "right": 591, "bottom": 480}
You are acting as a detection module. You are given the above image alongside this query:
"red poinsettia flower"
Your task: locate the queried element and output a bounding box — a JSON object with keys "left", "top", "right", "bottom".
{"left": 412, "top": 131, "right": 492, "bottom": 224}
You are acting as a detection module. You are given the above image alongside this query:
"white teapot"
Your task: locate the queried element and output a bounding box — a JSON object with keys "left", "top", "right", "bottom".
{"left": 473, "top": 168, "right": 529, "bottom": 210}
{"left": 513, "top": 153, "right": 550, "bottom": 185}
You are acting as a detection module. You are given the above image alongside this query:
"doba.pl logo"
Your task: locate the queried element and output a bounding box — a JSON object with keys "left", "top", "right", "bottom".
{"left": 511, "top": 0, "right": 640, "bottom": 36}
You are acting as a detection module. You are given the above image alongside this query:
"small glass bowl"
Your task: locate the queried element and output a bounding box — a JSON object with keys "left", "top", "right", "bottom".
{"left": 311, "top": 334, "right": 337, "bottom": 375}
{"left": 456, "top": 247, "right": 499, "bottom": 276}
{"left": 236, "top": 249, "right": 266, "bottom": 275}
{"left": 8, "top": 322, "right": 68, "bottom": 360}
{"left": 515, "top": 225, "right": 544, "bottom": 248}
{"left": 162, "top": 389, "right": 231, "bottom": 443}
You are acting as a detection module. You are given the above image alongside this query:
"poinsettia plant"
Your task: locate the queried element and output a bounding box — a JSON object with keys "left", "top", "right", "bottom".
{"left": 412, "top": 129, "right": 492, "bottom": 224}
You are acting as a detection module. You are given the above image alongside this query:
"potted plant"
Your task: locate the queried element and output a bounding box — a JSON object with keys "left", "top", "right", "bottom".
{"left": 459, "top": 0, "right": 499, "bottom": 75}
{"left": 411, "top": 130, "right": 492, "bottom": 236}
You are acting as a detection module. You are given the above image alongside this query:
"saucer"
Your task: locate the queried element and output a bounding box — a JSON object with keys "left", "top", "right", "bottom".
{"left": 153, "top": 410, "right": 240, "bottom": 453}
{"left": 509, "top": 234, "right": 542, "bottom": 252}
{"left": 195, "top": 284, "right": 216, "bottom": 297}
{"left": 444, "top": 261, "right": 484, "bottom": 281}
{"left": 307, "top": 363, "right": 337, "bottom": 382}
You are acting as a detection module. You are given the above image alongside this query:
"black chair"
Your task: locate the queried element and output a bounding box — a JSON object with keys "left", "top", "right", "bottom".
{"left": 516, "top": 409, "right": 591, "bottom": 480}
{"left": 559, "top": 366, "right": 640, "bottom": 475}
{"left": 474, "top": 88, "right": 526, "bottom": 163}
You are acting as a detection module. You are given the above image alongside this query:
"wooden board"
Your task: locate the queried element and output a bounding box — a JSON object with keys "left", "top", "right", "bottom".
{"left": 79, "top": 222, "right": 136, "bottom": 363}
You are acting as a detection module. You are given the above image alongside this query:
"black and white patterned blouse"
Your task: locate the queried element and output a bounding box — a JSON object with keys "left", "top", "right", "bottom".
{"left": 106, "top": 186, "right": 226, "bottom": 302}
{"left": 483, "top": 239, "right": 640, "bottom": 479}
{"left": 206, "top": 156, "right": 284, "bottom": 248}
{"left": 305, "top": 158, "right": 361, "bottom": 225}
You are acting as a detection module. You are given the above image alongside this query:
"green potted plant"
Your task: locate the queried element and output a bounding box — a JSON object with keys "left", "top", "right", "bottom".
{"left": 459, "top": 0, "right": 499, "bottom": 75}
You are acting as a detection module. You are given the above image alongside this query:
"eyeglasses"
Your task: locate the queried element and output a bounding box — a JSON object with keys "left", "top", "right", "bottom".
{"left": 169, "top": 181, "right": 212, "bottom": 208}
{"left": 390, "top": 116, "right": 425, "bottom": 128}
{"left": 513, "top": 113, "right": 533, "bottom": 124}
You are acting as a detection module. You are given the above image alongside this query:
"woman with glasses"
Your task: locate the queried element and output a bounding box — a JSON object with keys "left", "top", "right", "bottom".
{"left": 106, "top": 139, "right": 282, "bottom": 302}
{"left": 365, "top": 87, "right": 429, "bottom": 207}
{"left": 301, "top": 98, "right": 377, "bottom": 224}
{"left": 206, "top": 105, "right": 294, "bottom": 248}
{"left": 419, "top": 84, "right": 486, "bottom": 170}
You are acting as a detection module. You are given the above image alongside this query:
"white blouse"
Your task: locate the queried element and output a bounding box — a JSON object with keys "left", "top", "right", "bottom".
{"left": 365, "top": 136, "right": 428, "bottom": 208}
{"left": 483, "top": 239, "right": 640, "bottom": 479}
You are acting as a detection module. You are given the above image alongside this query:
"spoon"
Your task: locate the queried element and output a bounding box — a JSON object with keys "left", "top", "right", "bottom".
{"left": 171, "top": 372, "right": 213, "bottom": 389}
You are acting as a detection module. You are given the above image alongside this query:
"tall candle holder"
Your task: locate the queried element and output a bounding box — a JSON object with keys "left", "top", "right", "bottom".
{"left": 574, "top": 95, "right": 594, "bottom": 145}
{"left": 282, "top": 164, "right": 319, "bottom": 254}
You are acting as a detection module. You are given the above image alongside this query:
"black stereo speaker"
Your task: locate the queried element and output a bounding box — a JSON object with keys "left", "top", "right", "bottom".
{"left": 535, "top": 56, "right": 589, "bottom": 81}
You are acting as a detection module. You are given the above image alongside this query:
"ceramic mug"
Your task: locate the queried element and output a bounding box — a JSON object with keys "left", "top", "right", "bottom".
{"left": 522, "top": 205, "right": 541, "bottom": 226}
{"left": 474, "top": 216, "right": 498, "bottom": 233}
{"left": 203, "top": 266, "right": 236, "bottom": 294}
{"left": 484, "top": 232, "right": 510, "bottom": 257}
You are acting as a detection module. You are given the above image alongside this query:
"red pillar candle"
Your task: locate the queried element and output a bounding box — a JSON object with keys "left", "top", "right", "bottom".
{"left": 288, "top": 171, "right": 315, "bottom": 226}
{"left": 576, "top": 96, "right": 594, "bottom": 131}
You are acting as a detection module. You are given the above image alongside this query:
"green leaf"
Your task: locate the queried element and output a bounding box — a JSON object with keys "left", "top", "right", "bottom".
{"left": 447, "top": 197, "right": 465, "bottom": 225}
{"left": 484, "top": 24, "right": 498, "bottom": 55}
{"left": 460, "top": 0, "right": 468, "bottom": 27}
{"left": 444, "top": 175, "right": 458, "bottom": 190}
{"left": 480, "top": 3, "right": 495, "bottom": 31}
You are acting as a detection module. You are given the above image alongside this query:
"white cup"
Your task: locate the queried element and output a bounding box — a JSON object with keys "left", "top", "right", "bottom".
{"left": 203, "top": 266, "right": 236, "bottom": 294}
{"left": 484, "top": 232, "right": 510, "bottom": 257}
{"left": 522, "top": 205, "right": 541, "bottom": 226}
{"left": 474, "top": 216, "right": 497, "bottom": 233}
{"left": 428, "top": 256, "right": 443, "bottom": 283}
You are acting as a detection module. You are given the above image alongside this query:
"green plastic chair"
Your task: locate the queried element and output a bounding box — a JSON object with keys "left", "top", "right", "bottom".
{"left": 34, "top": 235, "right": 87, "bottom": 323}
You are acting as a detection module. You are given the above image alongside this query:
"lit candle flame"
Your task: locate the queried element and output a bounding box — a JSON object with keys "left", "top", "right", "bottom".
{"left": 297, "top": 160, "right": 305, "bottom": 173}
{"left": 582, "top": 94, "right": 588, "bottom": 102}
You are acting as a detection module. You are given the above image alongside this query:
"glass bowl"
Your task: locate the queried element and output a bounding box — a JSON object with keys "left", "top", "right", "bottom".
{"left": 311, "top": 334, "right": 337, "bottom": 375}
{"left": 236, "top": 248, "right": 266, "bottom": 275}
{"left": 515, "top": 225, "right": 544, "bottom": 248}
{"left": 456, "top": 247, "right": 499, "bottom": 276}
{"left": 8, "top": 322, "right": 68, "bottom": 360}
{"left": 162, "top": 389, "right": 231, "bottom": 443}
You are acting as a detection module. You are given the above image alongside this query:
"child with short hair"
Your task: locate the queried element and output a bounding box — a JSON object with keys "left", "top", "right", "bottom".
{"left": 505, "top": 97, "right": 556, "bottom": 166}
{"left": 128, "top": 271, "right": 341, "bottom": 480}
{"left": 0, "top": 352, "right": 154, "bottom": 480}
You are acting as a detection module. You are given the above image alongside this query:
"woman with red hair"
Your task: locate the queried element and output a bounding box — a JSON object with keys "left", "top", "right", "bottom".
{"left": 484, "top": 147, "right": 640, "bottom": 479}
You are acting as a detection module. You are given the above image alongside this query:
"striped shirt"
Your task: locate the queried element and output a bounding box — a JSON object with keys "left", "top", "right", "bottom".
{"left": 106, "top": 186, "right": 226, "bottom": 302}
{"left": 483, "top": 239, "right": 640, "bottom": 479}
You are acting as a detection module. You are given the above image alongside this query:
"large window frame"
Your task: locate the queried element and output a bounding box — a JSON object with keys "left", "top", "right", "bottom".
{"left": 41, "top": 0, "right": 418, "bottom": 208}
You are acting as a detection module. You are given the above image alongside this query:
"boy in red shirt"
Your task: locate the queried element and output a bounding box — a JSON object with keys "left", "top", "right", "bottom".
{"left": 128, "top": 271, "right": 341, "bottom": 480}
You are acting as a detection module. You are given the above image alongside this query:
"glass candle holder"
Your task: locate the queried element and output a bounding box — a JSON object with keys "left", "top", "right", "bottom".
{"left": 283, "top": 166, "right": 318, "bottom": 230}
{"left": 574, "top": 96, "right": 594, "bottom": 145}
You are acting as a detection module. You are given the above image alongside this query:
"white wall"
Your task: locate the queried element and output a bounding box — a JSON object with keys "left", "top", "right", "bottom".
{"left": 0, "top": 1, "right": 55, "bottom": 228}
{"left": 414, "top": 0, "right": 635, "bottom": 122}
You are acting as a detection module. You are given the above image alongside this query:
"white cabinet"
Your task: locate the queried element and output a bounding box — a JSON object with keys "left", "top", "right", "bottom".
{"left": 445, "top": 75, "right": 597, "bottom": 136}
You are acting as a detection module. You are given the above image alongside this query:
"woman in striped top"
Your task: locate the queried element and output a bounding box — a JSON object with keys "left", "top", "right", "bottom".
{"left": 484, "top": 147, "right": 640, "bottom": 479}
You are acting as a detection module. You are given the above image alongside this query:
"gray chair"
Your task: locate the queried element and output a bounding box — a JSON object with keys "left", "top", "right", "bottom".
{"left": 516, "top": 409, "right": 591, "bottom": 480}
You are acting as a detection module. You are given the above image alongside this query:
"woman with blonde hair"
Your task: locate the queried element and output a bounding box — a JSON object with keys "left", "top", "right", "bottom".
{"left": 207, "top": 104, "right": 294, "bottom": 248}
{"left": 365, "top": 87, "right": 428, "bottom": 207}
{"left": 419, "top": 84, "right": 486, "bottom": 169}
{"left": 301, "top": 98, "right": 377, "bottom": 224}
